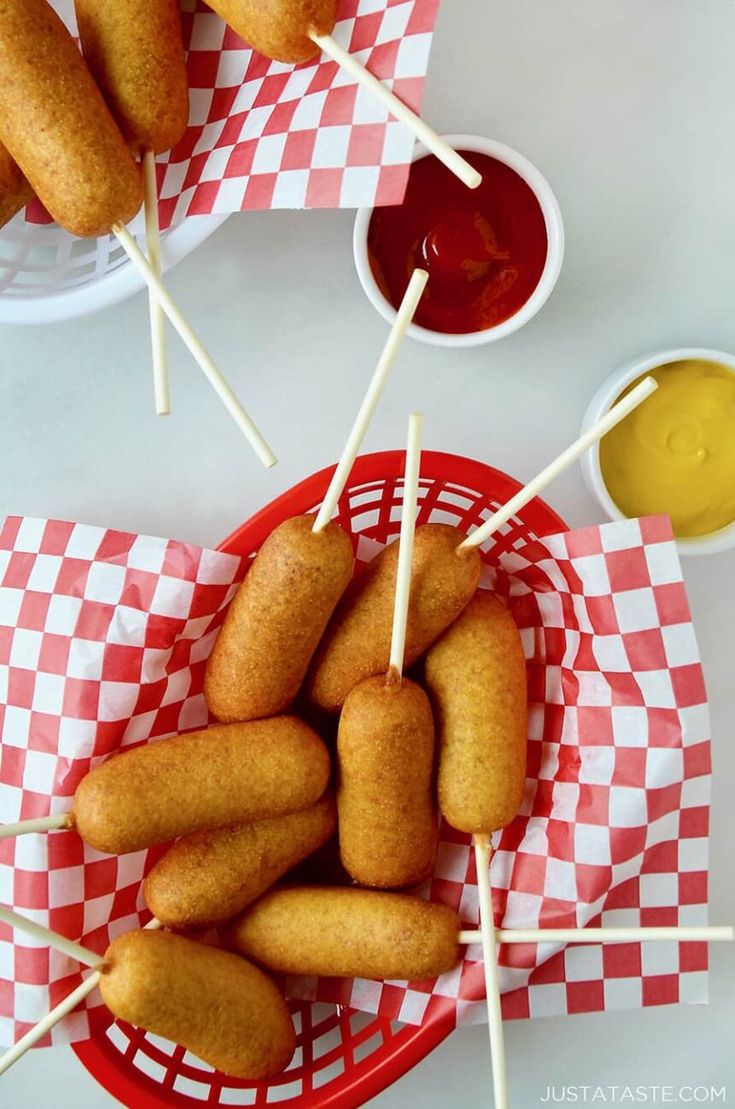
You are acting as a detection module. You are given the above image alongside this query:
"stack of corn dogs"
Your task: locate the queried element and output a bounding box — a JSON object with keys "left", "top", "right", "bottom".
{"left": 1, "top": 3, "right": 733, "bottom": 1103}
{"left": 5, "top": 366, "right": 727, "bottom": 1100}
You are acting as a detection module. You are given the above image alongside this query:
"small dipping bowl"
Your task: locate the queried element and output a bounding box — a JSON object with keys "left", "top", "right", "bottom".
{"left": 582, "top": 348, "right": 735, "bottom": 556}
{"left": 353, "top": 134, "right": 565, "bottom": 348}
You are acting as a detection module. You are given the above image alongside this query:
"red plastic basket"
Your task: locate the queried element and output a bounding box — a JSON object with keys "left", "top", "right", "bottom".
{"left": 72, "top": 450, "right": 567, "bottom": 1109}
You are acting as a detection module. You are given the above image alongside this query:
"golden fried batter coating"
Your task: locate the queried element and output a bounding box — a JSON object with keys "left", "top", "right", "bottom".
{"left": 337, "top": 675, "right": 438, "bottom": 888}
{"left": 74, "top": 0, "right": 189, "bottom": 155}
{"left": 145, "top": 793, "right": 337, "bottom": 928}
{"left": 73, "top": 718, "right": 330, "bottom": 854}
{"left": 306, "top": 524, "right": 481, "bottom": 713}
{"left": 205, "top": 0, "right": 337, "bottom": 64}
{"left": 205, "top": 515, "right": 354, "bottom": 722}
{"left": 0, "top": 0, "right": 142, "bottom": 238}
{"left": 100, "top": 930, "right": 295, "bottom": 1079}
{"left": 231, "top": 887, "right": 460, "bottom": 981}
{"left": 425, "top": 591, "right": 527, "bottom": 834}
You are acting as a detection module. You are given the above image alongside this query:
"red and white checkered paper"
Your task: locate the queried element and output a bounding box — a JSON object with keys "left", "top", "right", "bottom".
{"left": 28, "top": 0, "right": 442, "bottom": 231}
{"left": 0, "top": 512, "right": 711, "bottom": 1050}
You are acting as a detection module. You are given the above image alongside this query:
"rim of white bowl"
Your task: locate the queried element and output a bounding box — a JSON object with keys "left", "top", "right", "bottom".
{"left": 0, "top": 213, "right": 228, "bottom": 326}
{"left": 352, "top": 134, "right": 565, "bottom": 348}
{"left": 580, "top": 347, "right": 735, "bottom": 557}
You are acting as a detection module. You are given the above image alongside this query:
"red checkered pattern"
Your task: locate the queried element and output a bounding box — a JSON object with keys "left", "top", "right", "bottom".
{"left": 0, "top": 516, "right": 244, "bottom": 1048}
{"left": 290, "top": 516, "right": 711, "bottom": 1026}
{"left": 0, "top": 511, "right": 711, "bottom": 1050}
{"left": 27, "top": 0, "right": 441, "bottom": 231}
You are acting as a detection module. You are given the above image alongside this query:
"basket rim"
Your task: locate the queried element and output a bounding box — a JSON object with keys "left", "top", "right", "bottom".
{"left": 218, "top": 449, "right": 568, "bottom": 555}
{"left": 0, "top": 213, "right": 228, "bottom": 326}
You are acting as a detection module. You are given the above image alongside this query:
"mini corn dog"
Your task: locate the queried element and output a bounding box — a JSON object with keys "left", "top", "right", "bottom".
{"left": 205, "top": 516, "right": 354, "bottom": 722}
{"left": 205, "top": 0, "right": 337, "bottom": 64}
{"left": 0, "top": 142, "right": 32, "bottom": 228}
{"left": 72, "top": 718, "right": 330, "bottom": 854}
{"left": 337, "top": 415, "right": 439, "bottom": 889}
{"left": 145, "top": 793, "right": 337, "bottom": 928}
{"left": 0, "top": 0, "right": 142, "bottom": 238}
{"left": 74, "top": 0, "right": 189, "bottom": 155}
{"left": 424, "top": 590, "right": 527, "bottom": 1109}
{"left": 337, "top": 676, "right": 438, "bottom": 888}
{"left": 231, "top": 887, "right": 460, "bottom": 981}
{"left": 306, "top": 524, "right": 482, "bottom": 713}
{"left": 100, "top": 929, "right": 295, "bottom": 1079}
{"left": 425, "top": 591, "right": 528, "bottom": 834}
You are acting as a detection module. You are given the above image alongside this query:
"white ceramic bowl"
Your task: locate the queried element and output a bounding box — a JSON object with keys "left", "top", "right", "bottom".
{"left": 581, "top": 347, "right": 735, "bottom": 557}
{"left": 352, "top": 134, "right": 565, "bottom": 348}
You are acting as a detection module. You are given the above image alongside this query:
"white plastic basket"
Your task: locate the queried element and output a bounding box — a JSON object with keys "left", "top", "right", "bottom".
{"left": 0, "top": 0, "right": 228, "bottom": 327}
{"left": 0, "top": 208, "right": 227, "bottom": 326}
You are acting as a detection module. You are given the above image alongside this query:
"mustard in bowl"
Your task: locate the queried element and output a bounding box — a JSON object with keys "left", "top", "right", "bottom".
{"left": 581, "top": 349, "right": 735, "bottom": 556}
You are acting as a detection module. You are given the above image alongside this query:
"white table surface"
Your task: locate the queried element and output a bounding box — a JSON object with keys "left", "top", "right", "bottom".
{"left": 2, "top": 0, "right": 734, "bottom": 1104}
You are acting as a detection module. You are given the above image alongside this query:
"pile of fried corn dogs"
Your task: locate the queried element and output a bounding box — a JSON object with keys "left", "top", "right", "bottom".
{"left": 1, "top": 3, "right": 733, "bottom": 1104}
{"left": 6, "top": 366, "right": 728, "bottom": 1103}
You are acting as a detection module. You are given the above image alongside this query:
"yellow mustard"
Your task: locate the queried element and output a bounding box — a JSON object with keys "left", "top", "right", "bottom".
{"left": 599, "top": 359, "right": 735, "bottom": 537}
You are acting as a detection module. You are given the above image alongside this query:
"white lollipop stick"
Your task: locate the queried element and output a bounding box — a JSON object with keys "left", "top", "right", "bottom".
{"left": 388, "top": 412, "right": 423, "bottom": 678}
{"left": 458, "top": 925, "right": 735, "bottom": 945}
{"left": 474, "top": 834, "right": 508, "bottom": 1109}
{"left": 310, "top": 32, "right": 481, "bottom": 190}
{"left": 459, "top": 376, "right": 658, "bottom": 551}
{"left": 111, "top": 223, "right": 277, "bottom": 468}
{"left": 0, "top": 814, "right": 71, "bottom": 838}
{"left": 142, "top": 150, "right": 169, "bottom": 417}
{"left": 0, "top": 917, "right": 162, "bottom": 1077}
{"left": 313, "top": 269, "right": 428, "bottom": 533}
{"left": 0, "top": 905, "right": 103, "bottom": 970}
{"left": 0, "top": 972, "right": 102, "bottom": 1077}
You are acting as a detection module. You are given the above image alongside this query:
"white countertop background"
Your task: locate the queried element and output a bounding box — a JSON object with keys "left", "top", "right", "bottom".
{"left": 1, "top": 0, "right": 734, "bottom": 1103}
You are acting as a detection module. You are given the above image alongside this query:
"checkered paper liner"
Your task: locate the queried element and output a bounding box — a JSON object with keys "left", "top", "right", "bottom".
{"left": 0, "top": 511, "right": 711, "bottom": 1050}
{"left": 25, "top": 0, "right": 441, "bottom": 232}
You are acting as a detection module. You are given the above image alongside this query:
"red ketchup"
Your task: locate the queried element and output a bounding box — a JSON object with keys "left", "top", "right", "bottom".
{"left": 367, "top": 150, "right": 548, "bottom": 335}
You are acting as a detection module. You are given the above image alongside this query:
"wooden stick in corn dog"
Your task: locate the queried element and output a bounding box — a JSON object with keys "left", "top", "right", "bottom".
{"left": 0, "top": 905, "right": 105, "bottom": 969}
{"left": 203, "top": 269, "right": 428, "bottom": 724}
{"left": 0, "top": 718, "right": 330, "bottom": 853}
{"left": 141, "top": 151, "right": 170, "bottom": 413}
{"left": 203, "top": 2, "right": 480, "bottom": 189}
{"left": 0, "top": 908, "right": 293, "bottom": 1079}
{"left": 473, "top": 837, "right": 508, "bottom": 1109}
{"left": 110, "top": 225, "right": 277, "bottom": 466}
{"left": 305, "top": 523, "right": 482, "bottom": 714}
{"left": 306, "top": 377, "right": 658, "bottom": 714}
{"left": 458, "top": 376, "right": 658, "bottom": 550}
{"left": 337, "top": 413, "right": 440, "bottom": 889}
{"left": 313, "top": 269, "right": 429, "bottom": 534}
{"left": 459, "top": 926, "right": 735, "bottom": 945}
{"left": 424, "top": 589, "right": 529, "bottom": 1109}
{"left": 0, "top": 917, "right": 163, "bottom": 1079}
{"left": 1, "top": 900, "right": 729, "bottom": 1078}
{"left": 74, "top": 0, "right": 190, "bottom": 416}
{"left": 231, "top": 888, "right": 734, "bottom": 981}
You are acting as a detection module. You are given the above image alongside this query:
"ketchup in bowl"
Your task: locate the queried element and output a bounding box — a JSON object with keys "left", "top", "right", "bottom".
{"left": 367, "top": 150, "right": 549, "bottom": 336}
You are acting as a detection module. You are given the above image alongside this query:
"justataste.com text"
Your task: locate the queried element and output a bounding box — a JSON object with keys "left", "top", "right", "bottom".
{"left": 540, "top": 1088, "right": 726, "bottom": 1104}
